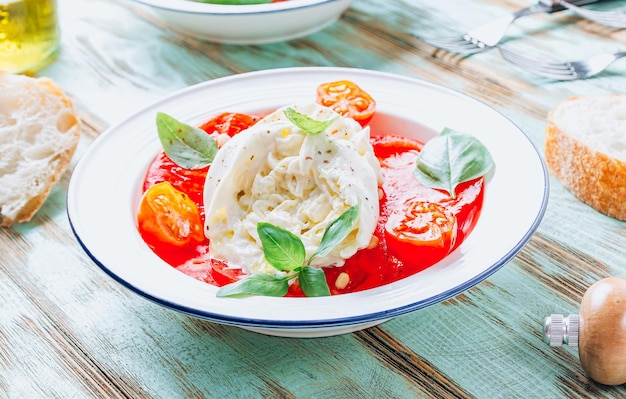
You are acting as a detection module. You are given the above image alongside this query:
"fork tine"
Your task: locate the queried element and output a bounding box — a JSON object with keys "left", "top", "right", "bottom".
{"left": 557, "top": 0, "right": 626, "bottom": 28}
{"left": 501, "top": 51, "right": 571, "bottom": 71}
{"left": 577, "top": 13, "right": 626, "bottom": 28}
{"left": 422, "top": 1, "right": 605, "bottom": 56}
{"left": 422, "top": 36, "right": 490, "bottom": 55}
{"left": 589, "top": 14, "right": 626, "bottom": 28}
{"left": 423, "top": 37, "right": 469, "bottom": 48}
{"left": 498, "top": 48, "right": 579, "bottom": 80}
{"left": 498, "top": 45, "right": 626, "bottom": 80}
{"left": 420, "top": 3, "right": 535, "bottom": 55}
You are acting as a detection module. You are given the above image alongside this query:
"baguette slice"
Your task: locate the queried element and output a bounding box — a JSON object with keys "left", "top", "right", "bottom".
{"left": 0, "top": 72, "right": 80, "bottom": 227}
{"left": 545, "top": 94, "right": 626, "bottom": 221}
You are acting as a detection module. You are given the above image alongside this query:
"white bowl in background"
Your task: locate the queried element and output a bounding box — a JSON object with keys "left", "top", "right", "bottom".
{"left": 133, "top": 0, "right": 353, "bottom": 44}
{"left": 67, "top": 67, "right": 548, "bottom": 338}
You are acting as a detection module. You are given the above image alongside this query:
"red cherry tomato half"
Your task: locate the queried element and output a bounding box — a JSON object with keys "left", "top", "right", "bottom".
{"left": 385, "top": 201, "right": 457, "bottom": 269}
{"left": 199, "top": 112, "right": 259, "bottom": 138}
{"left": 316, "top": 80, "right": 376, "bottom": 125}
{"left": 137, "top": 181, "right": 205, "bottom": 248}
{"left": 209, "top": 258, "right": 245, "bottom": 286}
{"left": 370, "top": 134, "right": 424, "bottom": 159}
{"left": 143, "top": 152, "right": 208, "bottom": 209}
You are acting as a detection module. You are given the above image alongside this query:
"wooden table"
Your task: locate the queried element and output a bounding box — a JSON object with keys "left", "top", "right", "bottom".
{"left": 3, "top": 0, "right": 626, "bottom": 397}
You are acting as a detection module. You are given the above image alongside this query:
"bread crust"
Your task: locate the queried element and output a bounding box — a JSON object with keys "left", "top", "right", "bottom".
{"left": 0, "top": 72, "right": 81, "bottom": 227}
{"left": 545, "top": 97, "right": 626, "bottom": 221}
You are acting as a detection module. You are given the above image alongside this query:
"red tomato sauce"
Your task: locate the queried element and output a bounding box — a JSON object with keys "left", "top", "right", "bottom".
{"left": 139, "top": 127, "right": 484, "bottom": 297}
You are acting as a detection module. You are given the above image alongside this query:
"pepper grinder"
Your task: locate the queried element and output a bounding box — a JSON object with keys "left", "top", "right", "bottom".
{"left": 543, "top": 277, "right": 626, "bottom": 386}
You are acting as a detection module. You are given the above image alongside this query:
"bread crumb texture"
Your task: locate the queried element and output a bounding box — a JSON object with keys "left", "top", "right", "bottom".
{"left": 0, "top": 72, "right": 80, "bottom": 227}
{"left": 545, "top": 95, "right": 626, "bottom": 221}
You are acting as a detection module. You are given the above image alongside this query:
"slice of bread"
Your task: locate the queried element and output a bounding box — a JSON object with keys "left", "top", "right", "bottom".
{"left": 0, "top": 72, "right": 80, "bottom": 227}
{"left": 545, "top": 94, "right": 626, "bottom": 221}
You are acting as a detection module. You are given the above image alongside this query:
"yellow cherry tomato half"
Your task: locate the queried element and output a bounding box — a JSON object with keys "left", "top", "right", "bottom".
{"left": 137, "top": 181, "right": 205, "bottom": 247}
{"left": 316, "top": 80, "right": 376, "bottom": 125}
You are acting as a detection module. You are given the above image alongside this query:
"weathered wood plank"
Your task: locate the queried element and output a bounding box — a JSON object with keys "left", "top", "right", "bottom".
{"left": 2, "top": 0, "right": 626, "bottom": 397}
{"left": 1, "top": 115, "right": 427, "bottom": 399}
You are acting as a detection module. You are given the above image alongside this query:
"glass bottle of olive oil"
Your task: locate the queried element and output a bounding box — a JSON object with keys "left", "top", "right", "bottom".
{"left": 0, "top": 0, "right": 59, "bottom": 74}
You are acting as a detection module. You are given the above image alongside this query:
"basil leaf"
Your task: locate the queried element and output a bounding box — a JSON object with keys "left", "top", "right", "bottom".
{"left": 156, "top": 112, "right": 218, "bottom": 170}
{"left": 414, "top": 128, "right": 494, "bottom": 198}
{"left": 257, "top": 222, "right": 306, "bottom": 271}
{"left": 216, "top": 274, "right": 289, "bottom": 298}
{"left": 309, "top": 204, "right": 359, "bottom": 263}
{"left": 299, "top": 266, "right": 331, "bottom": 297}
{"left": 284, "top": 107, "right": 337, "bottom": 135}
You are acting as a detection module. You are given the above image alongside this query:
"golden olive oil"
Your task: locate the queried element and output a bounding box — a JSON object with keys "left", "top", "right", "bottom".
{"left": 0, "top": 0, "right": 59, "bottom": 73}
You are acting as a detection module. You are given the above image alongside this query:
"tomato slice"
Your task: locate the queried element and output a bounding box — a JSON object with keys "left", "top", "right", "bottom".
{"left": 384, "top": 201, "right": 457, "bottom": 270}
{"left": 199, "top": 112, "right": 259, "bottom": 138}
{"left": 316, "top": 80, "right": 376, "bottom": 125}
{"left": 137, "top": 181, "right": 205, "bottom": 248}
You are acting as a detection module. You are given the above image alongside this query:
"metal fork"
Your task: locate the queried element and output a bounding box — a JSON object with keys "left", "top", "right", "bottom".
{"left": 555, "top": 0, "right": 626, "bottom": 28}
{"left": 423, "top": 0, "right": 600, "bottom": 55}
{"left": 499, "top": 47, "right": 626, "bottom": 79}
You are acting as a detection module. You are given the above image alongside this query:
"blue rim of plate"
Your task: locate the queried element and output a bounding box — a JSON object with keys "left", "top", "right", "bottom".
{"left": 67, "top": 66, "right": 549, "bottom": 331}
{"left": 70, "top": 225, "right": 546, "bottom": 329}
{"left": 132, "top": 0, "right": 347, "bottom": 16}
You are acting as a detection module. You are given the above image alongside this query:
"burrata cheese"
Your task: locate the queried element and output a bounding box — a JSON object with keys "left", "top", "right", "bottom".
{"left": 204, "top": 103, "right": 381, "bottom": 275}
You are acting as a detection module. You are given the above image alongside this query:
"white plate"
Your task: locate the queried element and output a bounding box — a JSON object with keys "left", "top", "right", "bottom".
{"left": 68, "top": 67, "right": 548, "bottom": 338}
{"left": 133, "top": 0, "right": 353, "bottom": 44}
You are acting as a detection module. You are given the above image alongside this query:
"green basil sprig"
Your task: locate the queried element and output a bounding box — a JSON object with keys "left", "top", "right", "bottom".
{"left": 284, "top": 107, "right": 337, "bottom": 135}
{"left": 214, "top": 274, "right": 290, "bottom": 298}
{"left": 217, "top": 203, "right": 360, "bottom": 298}
{"left": 414, "top": 128, "right": 494, "bottom": 198}
{"left": 156, "top": 112, "right": 218, "bottom": 170}
{"left": 190, "top": 0, "right": 272, "bottom": 4}
{"left": 257, "top": 222, "right": 305, "bottom": 271}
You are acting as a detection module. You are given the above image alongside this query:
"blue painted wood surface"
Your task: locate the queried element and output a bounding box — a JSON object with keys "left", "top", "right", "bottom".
{"left": 2, "top": 0, "right": 626, "bottom": 397}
